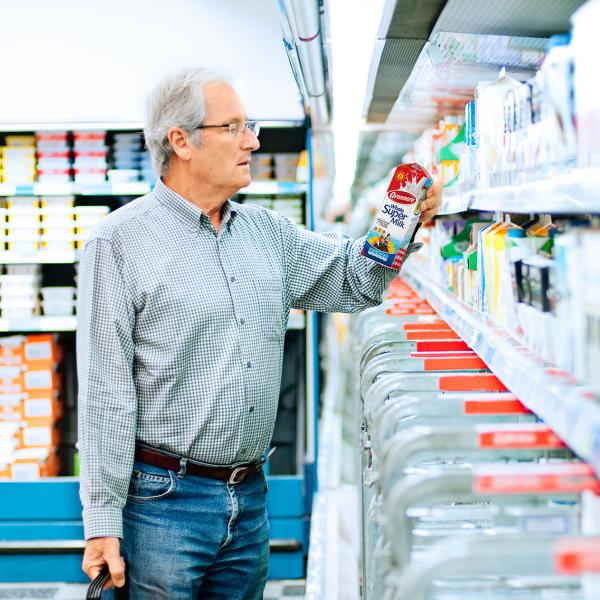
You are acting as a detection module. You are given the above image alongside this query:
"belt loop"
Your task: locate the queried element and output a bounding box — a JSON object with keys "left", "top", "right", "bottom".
{"left": 177, "top": 457, "right": 188, "bottom": 479}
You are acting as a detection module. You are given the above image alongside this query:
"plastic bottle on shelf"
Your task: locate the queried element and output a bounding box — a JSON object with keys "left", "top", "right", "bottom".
{"left": 571, "top": 0, "right": 600, "bottom": 167}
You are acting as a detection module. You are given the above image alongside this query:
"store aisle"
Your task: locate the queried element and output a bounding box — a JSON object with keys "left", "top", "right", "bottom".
{"left": 0, "top": 580, "right": 306, "bottom": 599}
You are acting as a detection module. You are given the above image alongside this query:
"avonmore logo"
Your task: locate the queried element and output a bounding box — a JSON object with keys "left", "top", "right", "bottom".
{"left": 387, "top": 190, "right": 415, "bottom": 204}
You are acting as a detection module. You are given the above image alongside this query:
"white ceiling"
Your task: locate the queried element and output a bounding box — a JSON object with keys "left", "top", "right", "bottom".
{"left": 0, "top": 0, "right": 305, "bottom": 126}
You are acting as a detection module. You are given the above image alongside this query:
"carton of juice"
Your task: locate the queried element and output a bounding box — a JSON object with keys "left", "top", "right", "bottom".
{"left": 362, "top": 163, "right": 432, "bottom": 269}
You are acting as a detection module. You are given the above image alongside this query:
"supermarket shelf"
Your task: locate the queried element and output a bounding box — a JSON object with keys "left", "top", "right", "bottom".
{"left": 239, "top": 181, "right": 307, "bottom": 195}
{"left": 0, "top": 314, "right": 301, "bottom": 334}
{"left": 0, "top": 180, "right": 307, "bottom": 198}
{"left": 0, "top": 251, "right": 78, "bottom": 264}
{"left": 402, "top": 266, "right": 600, "bottom": 475}
{"left": 439, "top": 167, "right": 600, "bottom": 215}
{"left": 0, "top": 316, "right": 76, "bottom": 332}
{"left": 0, "top": 181, "right": 153, "bottom": 197}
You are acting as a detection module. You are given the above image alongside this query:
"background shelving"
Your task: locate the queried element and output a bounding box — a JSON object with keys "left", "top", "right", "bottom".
{"left": 403, "top": 266, "right": 600, "bottom": 476}
{"left": 439, "top": 167, "right": 600, "bottom": 215}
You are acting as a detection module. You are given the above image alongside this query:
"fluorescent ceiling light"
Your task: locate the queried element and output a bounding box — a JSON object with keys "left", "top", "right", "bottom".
{"left": 329, "top": 0, "right": 385, "bottom": 209}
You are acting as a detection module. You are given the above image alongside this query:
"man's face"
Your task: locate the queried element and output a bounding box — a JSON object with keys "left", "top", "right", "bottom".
{"left": 190, "top": 81, "right": 260, "bottom": 195}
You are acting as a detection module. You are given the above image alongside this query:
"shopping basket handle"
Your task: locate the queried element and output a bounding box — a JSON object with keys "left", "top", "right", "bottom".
{"left": 86, "top": 564, "right": 111, "bottom": 599}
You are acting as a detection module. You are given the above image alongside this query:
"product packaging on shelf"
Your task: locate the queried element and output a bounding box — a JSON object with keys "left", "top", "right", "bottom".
{"left": 0, "top": 334, "right": 64, "bottom": 479}
{"left": 362, "top": 163, "right": 432, "bottom": 269}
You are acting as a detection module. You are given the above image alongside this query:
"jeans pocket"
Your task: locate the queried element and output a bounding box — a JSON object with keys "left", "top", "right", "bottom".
{"left": 127, "top": 467, "right": 176, "bottom": 502}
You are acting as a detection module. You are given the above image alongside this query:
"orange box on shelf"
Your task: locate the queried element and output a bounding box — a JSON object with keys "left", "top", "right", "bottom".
{"left": 9, "top": 447, "right": 57, "bottom": 479}
{"left": 16, "top": 420, "right": 61, "bottom": 449}
{"left": 22, "top": 367, "right": 61, "bottom": 394}
{"left": 23, "top": 334, "right": 62, "bottom": 367}
{"left": 22, "top": 393, "right": 63, "bottom": 423}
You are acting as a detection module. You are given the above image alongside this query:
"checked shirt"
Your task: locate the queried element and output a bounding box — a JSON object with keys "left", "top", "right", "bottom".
{"left": 77, "top": 177, "right": 396, "bottom": 539}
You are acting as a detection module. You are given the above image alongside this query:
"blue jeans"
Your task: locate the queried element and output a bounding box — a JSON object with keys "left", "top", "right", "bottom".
{"left": 109, "top": 458, "right": 269, "bottom": 599}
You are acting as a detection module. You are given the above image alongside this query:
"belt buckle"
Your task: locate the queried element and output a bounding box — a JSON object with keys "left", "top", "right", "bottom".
{"left": 228, "top": 466, "right": 248, "bottom": 485}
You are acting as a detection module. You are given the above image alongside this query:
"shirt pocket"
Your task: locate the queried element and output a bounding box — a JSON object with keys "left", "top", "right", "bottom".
{"left": 252, "top": 276, "right": 284, "bottom": 341}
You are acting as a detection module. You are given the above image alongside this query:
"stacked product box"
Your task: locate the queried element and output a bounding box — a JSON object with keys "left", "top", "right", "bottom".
{"left": 0, "top": 266, "right": 41, "bottom": 318}
{"left": 273, "top": 152, "right": 300, "bottom": 181}
{"left": 0, "top": 334, "right": 63, "bottom": 479}
{"left": 36, "top": 132, "right": 72, "bottom": 183}
{"left": 41, "top": 286, "right": 76, "bottom": 317}
{"left": 73, "top": 131, "right": 107, "bottom": 184}
{"left": 5, "top": 198, "right": 41, "bottom": 256}
{"left": 108, "top": 132, "right": 145, "bottom": 183}
{"left": 413, "top": 218, "right": 600, "bottom": 383}
{"left": 40, "top": 200, "right": 75, "bottom": 254}
{"left": 250, "top": 153, "right": 273, "bottom": 180}
{"left": 1, "top": 136, "right": 36, "bottom": 184}
{"left": 74, "top": 205, "right": 110, "bottom": 248}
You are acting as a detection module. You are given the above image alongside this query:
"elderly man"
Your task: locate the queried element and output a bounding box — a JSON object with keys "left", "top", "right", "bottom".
{"left": 77, "top": 67, "right": 441, "bottom": 599}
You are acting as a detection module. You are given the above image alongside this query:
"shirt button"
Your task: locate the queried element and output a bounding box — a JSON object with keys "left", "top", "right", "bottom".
{"left": 230, "top": 276, "right": 236, "bottom": 283}
{"left": 249, "top": 406, "right": 255, "bottom": 413}
{"left": 246, "top": 361, "right": 252, "bottom": 369}
{"left": 240, "top": 318, "right": 245, "bottom": 325}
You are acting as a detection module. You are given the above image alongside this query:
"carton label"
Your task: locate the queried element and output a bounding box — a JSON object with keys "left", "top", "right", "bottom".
{"left": 24, "top": 398, "right": 52, "bottom": 418}
{"left": 11, "top": 462, "right": 40, "bottom": 480}
{"left": 362, "top": 163, "right": 431, "bottom": 269}
{"left": 25, "top": 341, "right": 53, "bottom": 361}
{"left": 23, "top": 426, "right": 52, "bottom": 446}
{"left": 24, "top": 369, "right": 53, "bottom": 390}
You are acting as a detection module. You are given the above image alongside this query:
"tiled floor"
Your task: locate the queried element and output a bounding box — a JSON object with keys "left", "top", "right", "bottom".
{"left": 0, "top": 580, "right": 306, "bottom": 599}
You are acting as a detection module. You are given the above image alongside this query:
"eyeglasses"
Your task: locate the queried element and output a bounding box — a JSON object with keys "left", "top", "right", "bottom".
{"left": 195, "top": 120, "right": 260, "bottom": 138}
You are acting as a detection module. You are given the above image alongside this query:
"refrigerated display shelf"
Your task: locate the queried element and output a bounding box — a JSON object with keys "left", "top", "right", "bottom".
{"left": 0, "top": 182, "right": 152, "bottom": 197}
{"left": 239, "top": 181, "right": 307, "bottom": 195}
{"left": 0, "top": 316, "right": 77, "bottom": 332}
{"left": 0, "top": 315, "right": 302, "bottom": 334}
{"left": 439, "top": 167, "right": 600, "bottom": 215}
{"left": 0, "top": 181, "right": 307, "bottom": 197}
{"left": 402, "top": 266, "right": 600, "bottom": 475}
{"left": 0, "top": 251, "right": 78, "bottom": 264}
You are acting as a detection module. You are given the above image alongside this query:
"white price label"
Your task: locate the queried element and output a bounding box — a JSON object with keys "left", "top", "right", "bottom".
{"left": 24, "top": 341, "right": 53, "bottom": 361}
{"left": 11, "top": 462, "right": 40, "bottom": 480}
{"left": 23, "top": 426, "right": 52, "bottom": 446}
{"left": 24, "top": 398, "right": 52, "bottom": 418}
{"left": 24, "top": 369, "right": 53, "bottom": 390}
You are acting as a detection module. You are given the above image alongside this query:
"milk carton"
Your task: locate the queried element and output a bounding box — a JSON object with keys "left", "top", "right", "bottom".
{"left": 362, "top": 163, "right": 432, "bottom": 269}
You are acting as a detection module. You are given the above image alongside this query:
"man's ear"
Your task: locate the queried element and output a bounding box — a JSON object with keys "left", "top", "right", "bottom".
{"left": 167, "top": 127, "right": 193, "bottom": 162}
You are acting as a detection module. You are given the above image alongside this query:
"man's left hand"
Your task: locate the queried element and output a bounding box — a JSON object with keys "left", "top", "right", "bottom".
{"left": 419, "top": 177, "right": 442, "bottom": 223}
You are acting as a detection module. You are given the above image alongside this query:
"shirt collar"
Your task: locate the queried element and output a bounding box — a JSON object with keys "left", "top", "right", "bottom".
{"left": 153, "top": 177, "right": 238, "bottom": 232}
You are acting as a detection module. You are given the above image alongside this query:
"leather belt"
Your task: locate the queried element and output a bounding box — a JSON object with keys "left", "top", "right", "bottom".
{"left": 134, "top": 444, "right": 264, "bottom": 485}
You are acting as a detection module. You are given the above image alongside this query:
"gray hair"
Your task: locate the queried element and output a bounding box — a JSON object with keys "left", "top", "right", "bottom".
{"left": 144, "top": 67, "right": 231, "bottom": 176}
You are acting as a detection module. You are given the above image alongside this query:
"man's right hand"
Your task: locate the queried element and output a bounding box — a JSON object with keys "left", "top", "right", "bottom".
{"left": 82, "top": 537, "right": 126, "bottom": 590}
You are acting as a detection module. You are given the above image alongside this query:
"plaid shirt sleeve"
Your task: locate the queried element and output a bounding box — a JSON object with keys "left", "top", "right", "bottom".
{"left": 77, "top": 237, "right": 137, "bottom": 540}
{"left": 280, "top": 216, "right": 398, "bottom": 312}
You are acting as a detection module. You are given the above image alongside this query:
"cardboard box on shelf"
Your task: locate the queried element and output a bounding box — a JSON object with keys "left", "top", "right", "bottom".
{"left": 8, "top": 446, "right": 59, "bottom": 479}
{"left": 23, "top": 334, "right": 63, "bottom": 367}
{"left": 16, "top": 419, "right": 61, "bottom": 449}
{"left": 22, "top": 367, "right": 61, "bottom": 394}
{"left": 22, "top": 393, "right": 62, "bottom": 423}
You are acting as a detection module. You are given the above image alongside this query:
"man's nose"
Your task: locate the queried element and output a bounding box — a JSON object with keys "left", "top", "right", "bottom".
{"left": 241, "top": 130, "right": 260, "bottom": 152}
